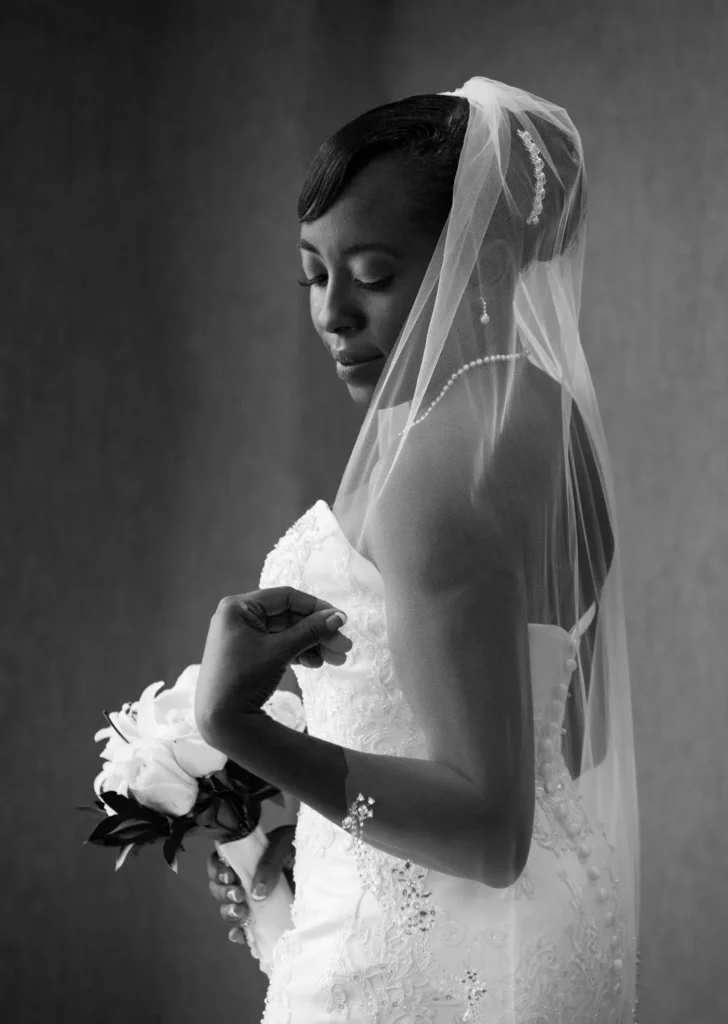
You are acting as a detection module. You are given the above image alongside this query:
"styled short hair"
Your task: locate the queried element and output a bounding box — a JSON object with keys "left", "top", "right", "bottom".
{"left": 297, "top": 94, "right": 586, "bottom": 270}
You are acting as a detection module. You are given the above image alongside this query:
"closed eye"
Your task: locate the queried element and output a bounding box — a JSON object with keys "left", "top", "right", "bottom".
{"left": 297, "top": 275, "right": 393, "bottom": 292}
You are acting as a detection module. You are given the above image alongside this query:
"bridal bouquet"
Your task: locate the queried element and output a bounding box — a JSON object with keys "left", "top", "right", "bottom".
{"left": 82, "top": 665, "right": 305, "bottom": 973}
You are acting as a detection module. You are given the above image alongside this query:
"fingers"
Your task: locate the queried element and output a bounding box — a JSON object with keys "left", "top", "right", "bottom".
{"left": 297, "top": 649, "right": 324, "bottom": 670}
{"left": 296, "top": 632, "right": 353, "bottom": 670}
{"left": 237, "top": 588, "right": 348, "bottom": 635}
{"left": 210, "top": 880, "right": 249, "bottom": 935}
{"left": 320, "top": 649, "right": 347, "bottom": 667}
{"left": 319, "top": 636, "right": 352, "bottom": 667}
{"left": 259, "top": 587, "right": 335, "bottom": 622}
{"left": 208, "top": 849, "right": 252, "bottom": 949}
{"left": 297, "top": 648, "right": 346, "bottom": 669}
{"left": 207, "top": 849, "right": 240, "bottom": 885}
{"left": 320, "top": 632, "right": 353, "bottom": 654}
{"left": 219, "top": 900, "right": 249, "bottom": 924}
{"left": 222, "top": 588, "right": 352, "bottom": 671}
{"left": 209, "top": 880, "right": 246, "bottom": 903}
{"left": 209, "top": 874, "right": 249, "bottom": 922}
{"left": 251, "top": 824, "right": 296, "bottom": 899}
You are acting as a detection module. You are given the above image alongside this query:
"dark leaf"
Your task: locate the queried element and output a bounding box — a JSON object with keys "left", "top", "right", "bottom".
{"left": 112, "top": 824, "right": 163, "bottom": 843}
{"left": 193, "top": 796, "right": 214, "bottom": 815}
{"left": 105, "top": 817, "right": 165, "bottom": 839}
{"left": 100, "top": 791, "right": 160, "bottom": 821}
{"left": 87, "top": 810, "right": 170, "bottom": 845}
{"left": 114, "top": 843, "right": 136, "bottom": 871}
{"left": 77, "top": 803, "right": 107, "bottom": 817}
{"left": 162, "top": 835, "right": 179, "bottom": 868}
{"left": 206, "top": 795, "right": 260, "bottom": 841}
{"left": 162, "top": 818, "right": 194, "bottom": 869}
{"left": 89, "top": 824, "right": 162, "bottom": 847}
{"left": 87, "top": 814, "right": 136, "bottom": 843}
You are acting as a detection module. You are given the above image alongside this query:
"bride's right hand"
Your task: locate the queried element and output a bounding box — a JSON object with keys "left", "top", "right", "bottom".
{"left": 207, "top": 825, "right": 297, "bottom": 946}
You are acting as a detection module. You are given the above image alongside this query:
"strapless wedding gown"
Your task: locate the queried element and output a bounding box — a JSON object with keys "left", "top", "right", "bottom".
{"left": 257, "top": 500, "right": 633, "bottom": 1023}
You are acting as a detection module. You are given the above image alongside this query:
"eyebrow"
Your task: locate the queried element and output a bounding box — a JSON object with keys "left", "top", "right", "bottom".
{"left": 298, "top": 240, "right": 402, "bottom": 259}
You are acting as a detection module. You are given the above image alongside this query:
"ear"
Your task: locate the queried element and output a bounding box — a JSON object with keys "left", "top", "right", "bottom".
{"left": 477, "top": 237, "right": 517, "bottom": 288}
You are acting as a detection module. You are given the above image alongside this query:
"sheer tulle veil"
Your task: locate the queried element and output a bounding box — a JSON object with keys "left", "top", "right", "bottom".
{"left": 329, "top": 77, "right": 640, "bottom": 1013}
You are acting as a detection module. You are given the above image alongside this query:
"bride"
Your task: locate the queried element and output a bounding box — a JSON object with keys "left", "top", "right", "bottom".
{"left": 196, "top": 77, "right": 640, "bottom": 1023}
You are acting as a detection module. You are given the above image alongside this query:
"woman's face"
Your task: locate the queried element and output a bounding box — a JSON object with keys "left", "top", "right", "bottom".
{"left": 298, "top": 155, "right": 439, "bottom": 407}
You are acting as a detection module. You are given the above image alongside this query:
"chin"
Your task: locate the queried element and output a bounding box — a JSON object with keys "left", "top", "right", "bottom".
{"left": 345, "top": 381, "right": 377, "bottom": 407}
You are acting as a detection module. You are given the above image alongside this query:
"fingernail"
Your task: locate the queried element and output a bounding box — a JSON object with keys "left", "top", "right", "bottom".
{"left": 226, "top": 887, "right": 242, "bottom": 903}
{"left": 326, "top": 612, "right": 346, "bottom": 630}
{"left": 219, "top": 871, "right": 233, "bottom": 885}
{"left": 251, "top": 881, "right": 267, "bottom": 900}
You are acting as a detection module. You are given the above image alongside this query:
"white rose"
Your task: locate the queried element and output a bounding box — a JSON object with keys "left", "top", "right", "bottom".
{"left": 169, "top": 664, "right": 199, "bottom": 694}
{"left": 170, "top": 732, "right": 227, "bottom": 778}
{"left": 263, "top": 690, "right": 306, "bottom": 733}
{"left": 125, "top": 740, "right": 199, "bottom": 817}
{"left": 135, "top": 667, "right": 227, "bottom": 778}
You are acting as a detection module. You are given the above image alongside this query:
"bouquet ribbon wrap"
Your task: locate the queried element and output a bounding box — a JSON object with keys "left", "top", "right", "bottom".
{"left": 216, "top": 791, "right": 298, "bottom": 976}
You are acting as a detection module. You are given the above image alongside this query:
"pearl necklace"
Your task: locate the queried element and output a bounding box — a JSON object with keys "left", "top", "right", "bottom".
{"left": 395, "top": 350, "right": 527, "bottom": 438}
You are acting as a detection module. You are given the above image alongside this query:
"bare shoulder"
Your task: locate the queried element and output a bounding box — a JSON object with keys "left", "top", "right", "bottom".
{"left": 422, "top": 357, "right": 565, "bottom": 510}
{"left": 366, "top": 358, "right": 571, "bottom": 580}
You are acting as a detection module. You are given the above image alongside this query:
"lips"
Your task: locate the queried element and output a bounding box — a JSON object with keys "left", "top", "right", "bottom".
{"left": 331, "top": 351, "right": 382, "bottom": 366}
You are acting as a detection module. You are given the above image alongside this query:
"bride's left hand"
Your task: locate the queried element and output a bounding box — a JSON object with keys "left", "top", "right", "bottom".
{"left": 194, "top": 587, "right": 351, "bottom": 736}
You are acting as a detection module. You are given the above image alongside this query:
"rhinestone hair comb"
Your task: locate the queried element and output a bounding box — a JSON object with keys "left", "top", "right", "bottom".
{"left": 516, "top": 128, "right": 546, "bottom": 226}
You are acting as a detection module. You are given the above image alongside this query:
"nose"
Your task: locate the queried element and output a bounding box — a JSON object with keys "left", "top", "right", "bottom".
{"left": 315, "top": 279, "right": 361, "bottom": 336}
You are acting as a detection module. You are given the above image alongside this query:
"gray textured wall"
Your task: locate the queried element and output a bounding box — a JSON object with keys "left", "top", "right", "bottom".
{"left": 1, "top": 2, "right": 725, "bottom": 1022}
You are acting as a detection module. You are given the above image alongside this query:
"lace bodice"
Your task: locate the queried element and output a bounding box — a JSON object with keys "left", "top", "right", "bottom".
{"left": 257, "top": 500, "right": 634, "bottom": 1024}
{"left": 261, "top": 499, "right": 586, "bottom": 763}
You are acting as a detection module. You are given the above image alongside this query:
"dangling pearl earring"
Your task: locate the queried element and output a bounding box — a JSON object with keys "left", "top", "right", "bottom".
{"left": 479, "top": 296, "right": 490, "bottom": 325}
